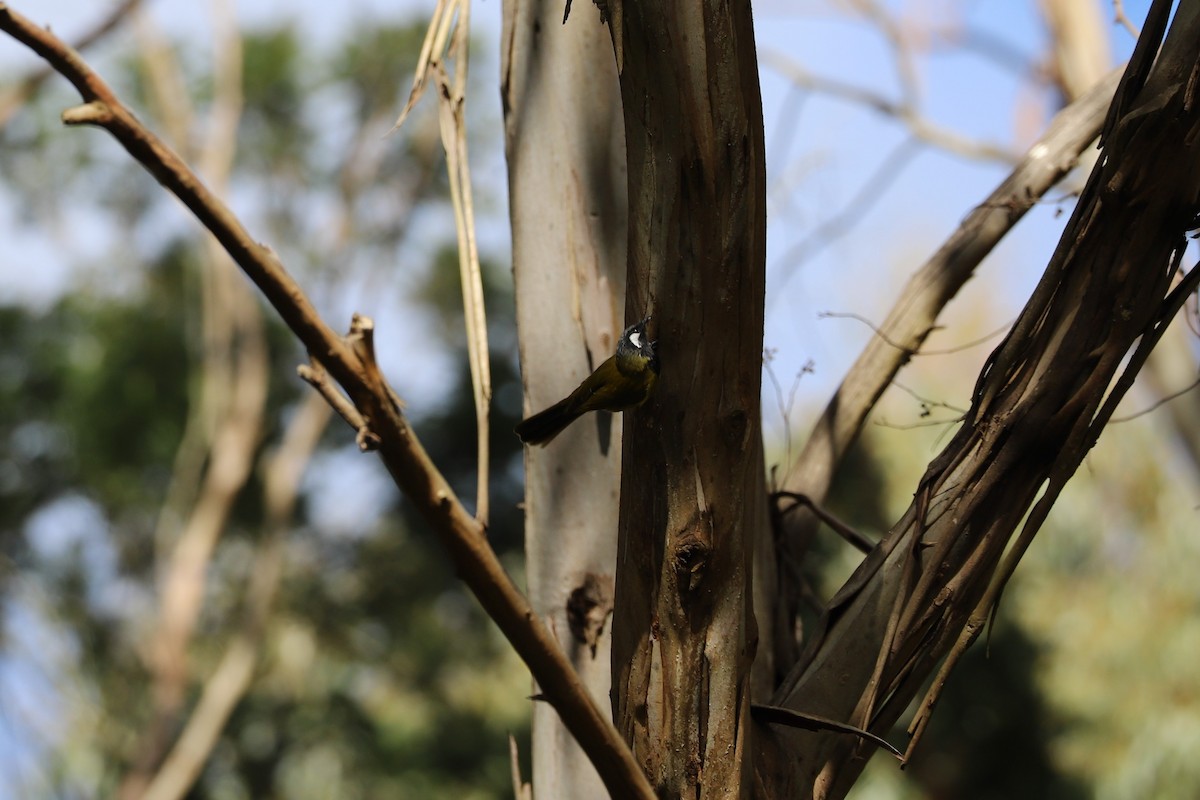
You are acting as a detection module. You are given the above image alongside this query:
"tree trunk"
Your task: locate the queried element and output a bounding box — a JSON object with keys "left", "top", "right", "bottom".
{"left": 605, "top": 3, "right": 768, "bottom": 797}
{"left": 501, "top": 0, "right": 628, "bottom": 796}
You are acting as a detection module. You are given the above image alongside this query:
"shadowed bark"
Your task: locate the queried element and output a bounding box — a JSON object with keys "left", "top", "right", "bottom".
{"left": 605, "top": 3, "right": 768, "bottom": 797}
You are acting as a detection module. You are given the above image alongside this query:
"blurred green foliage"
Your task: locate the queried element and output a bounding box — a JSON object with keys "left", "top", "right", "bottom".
{"left": 0, "top": 15, "right": 527, "bottom": 800}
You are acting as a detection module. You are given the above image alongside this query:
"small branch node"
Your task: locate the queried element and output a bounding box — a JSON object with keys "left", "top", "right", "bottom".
{"left": 348, "top": 312, "right": 377, "bottom": 366}
{"left": 346, "top": 313, "right": 403, "bottom": 411}
{"left": 355, "top": 426, "right": 382, "bottom": 452}
{"left": 61, "top": 100, "right": 111, "bottom": 126}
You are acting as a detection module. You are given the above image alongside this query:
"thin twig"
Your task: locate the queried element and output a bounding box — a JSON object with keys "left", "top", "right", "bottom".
{"left": 819, "top": 310, "right": 1014, "bottom": 356}
{"left": 1109, "top": 375, "right": 1200, "bottom": 423}
{"left": 764, "top": 352, "right": 814, "bottom": 478}
{"left": 774, "top": 491, "right": 875, "bottom": 554}
{"left": 763, "top": 51, "right": 1019, "bottom": 164}
{"left": 890, "top": 380, "right": 969, "bottom": 417}
{"left": 0, "top": 8, "right": 652, "bottom": 797}
{"left": 874, "top": 414, "right": 964, "bottom": 431}
{"left": 751, "top": 703, "right": 901, "bottom": 758}
{"left": 298, "top": 361, "right": 365, "bottom": 430}
{"left": 1113, "top": 0, "right": 1141, "bottom": 39}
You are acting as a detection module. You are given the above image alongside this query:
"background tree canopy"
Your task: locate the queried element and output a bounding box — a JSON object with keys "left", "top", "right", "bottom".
{"left": 3, "top": 1, "right": 1199, "bottom": 799}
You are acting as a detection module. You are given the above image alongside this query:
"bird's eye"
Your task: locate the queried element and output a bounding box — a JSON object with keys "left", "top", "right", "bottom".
{"left": 628, "top": 331, "right": 642, "bottom": 348}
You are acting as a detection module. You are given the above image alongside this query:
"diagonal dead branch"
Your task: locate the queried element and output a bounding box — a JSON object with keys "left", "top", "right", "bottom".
{"left": 773, "top": 67, "right": 1124, "bottom": 676}
{"left": 905, "top": 255, "right": 1200, "bottom": 762}
{"left": 0, "top": 7, "right": 653, "bottom": 798}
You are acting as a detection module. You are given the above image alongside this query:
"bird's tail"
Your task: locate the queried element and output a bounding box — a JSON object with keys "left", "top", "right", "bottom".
{"left": 515, "top": 398, "right": 580, "bottom": 445}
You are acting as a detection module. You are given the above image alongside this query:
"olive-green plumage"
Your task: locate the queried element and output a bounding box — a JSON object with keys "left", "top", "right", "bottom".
{"left": 516, "top": 318, "right": 659, "bottom": 446}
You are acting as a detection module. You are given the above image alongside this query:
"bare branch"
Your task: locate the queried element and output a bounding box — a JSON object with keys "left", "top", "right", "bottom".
{"left": 769, "top": 64, "right": 1123, "bottom": 702}
{"left": 763, "top": 51, "right": 1019, "bottom": 164}
{"left": 298, "top": 359, "right": 365, "bottom": 431}
{"left": 778, "top": 66, "right": 1123, "bottom": 547}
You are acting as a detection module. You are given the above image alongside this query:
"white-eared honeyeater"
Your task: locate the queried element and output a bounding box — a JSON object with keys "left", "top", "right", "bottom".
{"left": 515, "top": 317, "right": 658, "bottom": 446}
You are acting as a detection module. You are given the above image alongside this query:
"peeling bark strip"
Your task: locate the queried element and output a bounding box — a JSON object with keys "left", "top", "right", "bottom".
{"left": 767, "top": 5, "right": 1200, "bottom": 797}
{"left": 605, "top": 2, "right": 768, "bottom": 798}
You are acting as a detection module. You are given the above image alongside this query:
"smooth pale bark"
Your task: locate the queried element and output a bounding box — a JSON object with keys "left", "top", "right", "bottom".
{"left": 501, "top": 1, "right": 628, "bottom": 796}
{"left": 606, "top": 3, "right": 768, "bottom": 798}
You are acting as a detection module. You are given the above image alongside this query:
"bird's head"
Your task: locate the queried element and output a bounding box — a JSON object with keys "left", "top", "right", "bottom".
{"left": 616, "top": 316, "right": 658, "bottom": 375}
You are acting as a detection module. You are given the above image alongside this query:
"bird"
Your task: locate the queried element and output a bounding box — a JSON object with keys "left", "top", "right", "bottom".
{"left": 515, "top": 317, "right": 658, "bottom": 446}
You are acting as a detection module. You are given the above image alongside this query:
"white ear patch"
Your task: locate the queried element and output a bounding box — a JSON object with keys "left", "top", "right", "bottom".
{"left": 628, "top": 331, "right": 642, "bottom": 348}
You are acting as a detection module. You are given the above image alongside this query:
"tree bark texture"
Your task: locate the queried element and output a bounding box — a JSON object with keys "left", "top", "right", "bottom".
{"left": 501, "top": 0, "right": 628, "bottom": 796}
{"left": 606, "top": 3, "right": 768, "bottom": 798}
{"left": 764, "top": 5, "right": 1200, "bottom": 796}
